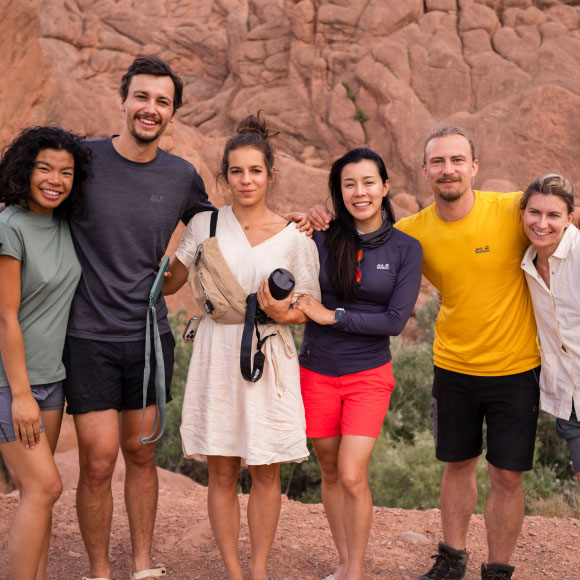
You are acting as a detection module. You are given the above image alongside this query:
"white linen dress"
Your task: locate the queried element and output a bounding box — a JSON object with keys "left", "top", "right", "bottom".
{"left": 176, "top": 206, "right": 321, "bottom": 466}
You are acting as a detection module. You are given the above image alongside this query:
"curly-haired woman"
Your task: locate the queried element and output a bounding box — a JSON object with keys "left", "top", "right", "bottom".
{"left": 0, "top": 126, "right": 91, "bottom": 580}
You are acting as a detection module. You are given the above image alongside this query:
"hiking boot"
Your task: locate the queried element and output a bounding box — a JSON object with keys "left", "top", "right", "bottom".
{"left": 418, "top": 542, "right": 469, "bottom": 579}
{"left": 481, "top": 563, "right": 515, "bottom": 579}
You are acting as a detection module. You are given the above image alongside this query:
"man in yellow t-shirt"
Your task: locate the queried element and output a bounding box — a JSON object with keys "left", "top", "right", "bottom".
{"left": 396, "top": 127, "right": 540, "bottom": 580}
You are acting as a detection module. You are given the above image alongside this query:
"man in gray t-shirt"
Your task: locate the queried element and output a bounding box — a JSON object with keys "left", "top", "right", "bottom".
{"left": 63, "top": 56, "right": 214, "bottom": 580}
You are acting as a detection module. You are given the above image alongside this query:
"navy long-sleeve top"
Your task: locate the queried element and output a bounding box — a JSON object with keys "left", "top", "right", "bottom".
{"left": 299, "top": 228, "right": 423, "bottom": 376}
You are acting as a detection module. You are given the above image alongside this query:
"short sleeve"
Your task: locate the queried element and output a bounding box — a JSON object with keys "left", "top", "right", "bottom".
{"left": 181, "top": 169, "right": 215, "bottom": 225}
{"left": 0, "top": 221, "right": 23, "bottom": 261}
{"left": 175, "top": 210, "right": 212, "bottom": 270}
{"left": 291, "top": 232, "right": 321, "bottom": 303}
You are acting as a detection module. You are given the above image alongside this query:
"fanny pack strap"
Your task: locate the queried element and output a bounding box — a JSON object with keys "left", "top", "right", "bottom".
{"left": 240, "top": 293, "right": 275, "bottom": 382}
{"left": 140, "top": 301, "right": 167, "bottom": 444}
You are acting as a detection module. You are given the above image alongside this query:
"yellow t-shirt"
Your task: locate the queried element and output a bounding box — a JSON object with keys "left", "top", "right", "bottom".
{"left": 396, "top": 191, "right": 540, "bottom": 376}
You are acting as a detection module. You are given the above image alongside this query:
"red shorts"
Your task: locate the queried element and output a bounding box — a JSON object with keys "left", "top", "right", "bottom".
{"left": 300, "top": 362, "right": 395, "bottom": 438}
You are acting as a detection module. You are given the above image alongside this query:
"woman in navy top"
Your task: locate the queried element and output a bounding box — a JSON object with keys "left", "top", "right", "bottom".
{"left": 295, "top": 148, "right": 422, "bottom": 580}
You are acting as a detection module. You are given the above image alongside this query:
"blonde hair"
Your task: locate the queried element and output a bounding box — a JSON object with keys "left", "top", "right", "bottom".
{"left": 521, "top": 173, "right": 575, "bottom": 214}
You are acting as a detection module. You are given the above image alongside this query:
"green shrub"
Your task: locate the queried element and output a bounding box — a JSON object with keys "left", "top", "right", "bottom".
{"left": 156, "top": 310, "right": 209, "bottom": 485}
{"left": 354, "top": 107, "right": 369, "bottom": 123}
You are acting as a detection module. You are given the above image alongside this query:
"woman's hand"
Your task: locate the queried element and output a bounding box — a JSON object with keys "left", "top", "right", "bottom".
{"left": 12, "top": 392, "right": 41, "bottom": 449}
{"left": 257, "top": 279, "right": 295, "bottom": 323}
{"left": 294, "top": 294, "right": 336, "bottom": 325}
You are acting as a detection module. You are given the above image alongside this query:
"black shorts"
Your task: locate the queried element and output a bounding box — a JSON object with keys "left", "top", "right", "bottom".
{"left": 431, "top": 365, "right": 540, "bottom": 471}
{"left": 63, "top": 333, "right": 175, "bottom": 415}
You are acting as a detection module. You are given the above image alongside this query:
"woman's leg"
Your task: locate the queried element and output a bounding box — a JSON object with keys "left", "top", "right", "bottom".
{"left": 207, "top": 456, "right": 243, "bottom": 580}
{"left": 247, "top": 463, "right": 281, "bottom": 580}
{"left": 312, "top": 436, "right": 348, "bottom": 580}
{"left": 1, "top": 426, "right": 63, "bottom": 580}
{"left": 35, "top": 408, "right": 63, "bottom": 580}
{"left": 337, "top": 435, "right": 377, "bottom": 580}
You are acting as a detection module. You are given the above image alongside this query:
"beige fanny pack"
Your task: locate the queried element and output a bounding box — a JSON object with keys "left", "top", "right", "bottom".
{"left": 188, "top": 210, "right": 247, "bottom": 324}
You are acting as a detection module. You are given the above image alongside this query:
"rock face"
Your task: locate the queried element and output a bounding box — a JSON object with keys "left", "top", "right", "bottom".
{"left": 2, "top": 0, "right": 580, "bottom": 210}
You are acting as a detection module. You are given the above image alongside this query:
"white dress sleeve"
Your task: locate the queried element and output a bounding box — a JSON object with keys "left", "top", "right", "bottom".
{"left": 175, "top": 211, "right": 212, "bottom": 269}
{"left": 291, "top": 232, "right": 321, "bottom": 303}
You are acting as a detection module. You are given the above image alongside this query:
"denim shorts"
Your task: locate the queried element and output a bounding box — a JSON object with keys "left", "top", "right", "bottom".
{"left": 0, "top": 381, "right": 64, "bottom": 443}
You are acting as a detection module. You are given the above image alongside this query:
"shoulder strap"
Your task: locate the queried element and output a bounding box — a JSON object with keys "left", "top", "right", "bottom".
{"left": 209, "top": 209, "right": 218, "bottom": 238}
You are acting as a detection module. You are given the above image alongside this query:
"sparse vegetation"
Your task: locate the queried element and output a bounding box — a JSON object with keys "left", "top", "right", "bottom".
{"left": 341, "top": 81, "right": 355, "bottom": 100}
{"left": 158, "top": 298, "right": 579, "bottom": 515}
{"left": 354, "top": 106, "right": 369, "bottom": 123}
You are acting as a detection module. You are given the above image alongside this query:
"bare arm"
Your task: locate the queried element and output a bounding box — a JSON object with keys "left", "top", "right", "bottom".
{"left": 0, "top": 256, "right": 41, "bottom": 449}
{"left": 162, "top": 256, "right": 189, "bottom": 296}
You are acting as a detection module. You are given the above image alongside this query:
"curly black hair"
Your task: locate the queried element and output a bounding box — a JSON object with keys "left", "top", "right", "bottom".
{"left": 0, "top": 126, "right": 91, "bottom": 218}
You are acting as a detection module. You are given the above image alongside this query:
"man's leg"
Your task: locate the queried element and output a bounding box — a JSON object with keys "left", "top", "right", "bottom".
{"left": 440, "top": 457, "right": 479, "bottom": 549}
{"left": 419, "top": 368, "right": 481, "bottom": 580}
{"left": 75, "top": 409, "right": 120, "bottom": 579}
{"left": 485, "top": 464, "right": 524, "bottom": 564}
{"left": 120, "top": 407, "right": 161, "bottom": 579}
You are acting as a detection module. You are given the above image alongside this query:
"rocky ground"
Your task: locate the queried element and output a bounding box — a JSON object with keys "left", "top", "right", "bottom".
{"left": 2, "top": 429, "right": 580, "bottom": 579}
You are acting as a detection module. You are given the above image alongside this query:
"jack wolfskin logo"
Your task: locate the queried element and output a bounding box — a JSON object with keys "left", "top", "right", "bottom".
{"left": 475, "top": 246, "right": 490, "bottom": 254}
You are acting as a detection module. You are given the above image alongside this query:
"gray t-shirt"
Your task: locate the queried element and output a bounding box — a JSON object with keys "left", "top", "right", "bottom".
{"left": 67, "top": 137, "right": 214, "bottom": 341}
{"left": 0, "top": 206, "right": 82, "bottom": 387}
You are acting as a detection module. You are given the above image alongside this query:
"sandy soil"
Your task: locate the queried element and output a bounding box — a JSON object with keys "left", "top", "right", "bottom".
{"left": 2, "top": 415, "right": 580, "bottom": 579}
{"left": 2, "top": 443, "right": 580, "bottom": 580}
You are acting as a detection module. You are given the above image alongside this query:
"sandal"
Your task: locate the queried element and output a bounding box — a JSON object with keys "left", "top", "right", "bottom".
{"left": 131, "top": 567, "right": 167, "bottom": 580}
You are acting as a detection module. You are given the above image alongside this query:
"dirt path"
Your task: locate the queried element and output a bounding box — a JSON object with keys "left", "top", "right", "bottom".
{"left": 2, "top": 445, "right": 580, "bottom": 579}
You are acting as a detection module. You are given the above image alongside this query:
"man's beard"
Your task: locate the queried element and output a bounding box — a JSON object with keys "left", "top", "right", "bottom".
{"left": 129, "top": 115, "right": 166, "bottom": 144}
{"left": 438, "top": 189, "right": 464, "bottom": 202}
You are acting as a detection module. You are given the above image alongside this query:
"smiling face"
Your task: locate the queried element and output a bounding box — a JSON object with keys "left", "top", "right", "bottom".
{"left": 522, "top": 192, "right": 573, "bottom": 255}
{"left": 340, "top": 159, "right": 389, "bottom": 233}
{"left": 226, "top": 147, "right": 271, "bottom": 209}
{"left": 121, "top": 74, "right": 175, "bottom": 144}
{"left": 28, "top": 149, "right": 75, "bottom": 215}
{"left": 422, "top": 134, "right": 478, "bottom": 203}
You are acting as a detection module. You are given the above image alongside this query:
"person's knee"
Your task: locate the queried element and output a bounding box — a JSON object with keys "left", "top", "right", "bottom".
{"left": 444, "top": 458, "right": 479, "bottom": 478}
{"left": 250, "top": 465, "right": 280, "bottom": 489}
{"left": 489, "top": 465, "right": 523, "bottom": 494}
{"left": 210, "top": 464, "right": 240, "bottom": 490}
{"left": 319, "top": 459, "right": 340, "bottom": 484}
{"left": 79, "top": 450, "right": 117, "bottom": 487}
{"left": 121, "top": 435, "right": 156, "bottom": 469}
{"left": 339, "top": 470, "right": 367, "bottom": 498}
{"left": 22, "top": 473, "right": 63, "bottom": 507}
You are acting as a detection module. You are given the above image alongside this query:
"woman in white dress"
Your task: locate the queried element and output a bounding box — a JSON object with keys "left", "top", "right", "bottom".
{"left": 520, "top": 173, "right": 580, "bottom": 485}
{"left": 163, "top": 113, "right": 320, "bottom": 580}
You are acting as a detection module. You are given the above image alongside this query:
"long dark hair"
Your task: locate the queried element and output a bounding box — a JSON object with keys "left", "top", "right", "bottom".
{"left": 0, "top": 126, "right": 91, "bottom": 218}
{"left": 325, "top": 148, "right": 395, "bottom": 302}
